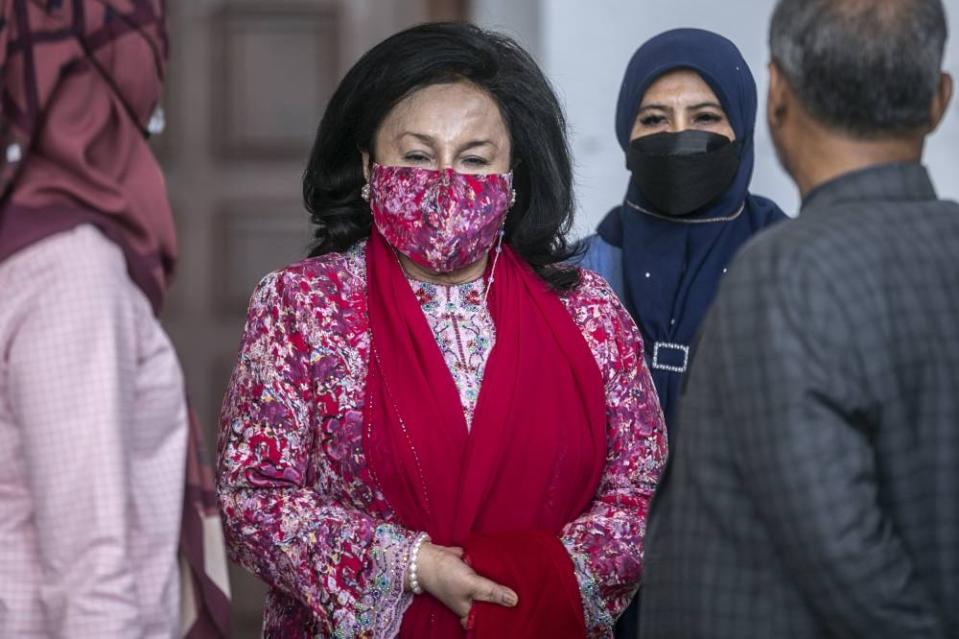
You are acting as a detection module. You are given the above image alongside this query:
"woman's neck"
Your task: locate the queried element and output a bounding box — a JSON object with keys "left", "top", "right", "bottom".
{"left": 397, "top": 253, "right": 488, "bottom": 286}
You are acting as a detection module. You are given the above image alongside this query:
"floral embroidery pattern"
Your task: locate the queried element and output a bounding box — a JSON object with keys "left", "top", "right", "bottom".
{"left": 369, "top": 163, "right": 512, "bottom": 273}
{"left": 217, "top": 241, "right": 668, "bottom": 639}
{"left": 558, "top": 267, "right": 670, "bottom": 637}
{"left": 407, "top": 276, "right": 495, "bottom": 428}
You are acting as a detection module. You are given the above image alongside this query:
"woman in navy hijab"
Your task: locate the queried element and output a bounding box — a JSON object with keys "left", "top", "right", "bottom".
{"left": 579, "top": 27, "right": 788, "bottom": 638}
{"left": 582, "top": 28, "right": 786, "bottom": 438}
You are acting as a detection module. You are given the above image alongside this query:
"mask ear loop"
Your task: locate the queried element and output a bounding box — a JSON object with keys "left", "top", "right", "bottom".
{"left": 482, "top": 187, "right": 515, "bottom": 306}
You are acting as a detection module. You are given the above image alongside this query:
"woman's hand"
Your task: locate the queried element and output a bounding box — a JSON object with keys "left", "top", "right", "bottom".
{"left": 414, "top": 542, "right": 518, "bottom": 628}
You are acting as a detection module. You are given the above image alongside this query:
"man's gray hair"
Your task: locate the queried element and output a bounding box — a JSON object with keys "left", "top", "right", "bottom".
{"left": 769, "top": 0, "right": 948, "bottom": 137}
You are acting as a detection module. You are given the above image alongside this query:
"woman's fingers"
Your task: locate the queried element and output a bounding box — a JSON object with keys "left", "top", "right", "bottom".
{"left": 434, "top": 544, "right": 464, "bottom": 557}
{"left": 454, "top": 576, "right": 517, "bottom": 631}
{"left": 469, "top": 575, "right": 518, "bottom": 607}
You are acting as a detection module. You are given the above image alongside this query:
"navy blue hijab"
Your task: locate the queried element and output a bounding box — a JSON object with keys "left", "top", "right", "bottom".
{"left": 598, "top": 28, "right": 786, "bottom": 433}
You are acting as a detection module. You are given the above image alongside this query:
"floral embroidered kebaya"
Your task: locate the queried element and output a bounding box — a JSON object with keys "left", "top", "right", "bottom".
{"left": 407, "top": 276, "right": 494, "bottom": 428}
{"left": 218, "top": 241, "right": 667, "bottom": 638}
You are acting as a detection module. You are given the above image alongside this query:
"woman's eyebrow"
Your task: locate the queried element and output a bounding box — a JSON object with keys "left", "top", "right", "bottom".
{"left": 397, "top": 133, "right": 498, "bottom": 152}
{"left": 637, "top": 103, "right": 672, "bottom": 112}
{"left": 398, "top": 131, "right": 435, "bottom": 144}
{"left": 458, "top": 139, "right": 497, "bottom": 152}
{"left": 687, "top": 101, "right": 723, "bottom": 110}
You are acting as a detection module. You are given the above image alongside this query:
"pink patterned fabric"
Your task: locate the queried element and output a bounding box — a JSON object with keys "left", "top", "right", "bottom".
{"left": 369, "top": 164, "right": 512, "bottom": 273}
{"left": 217, "top": 241, "right": 668, "bottom": 638}
{"left": 407, "top": 276, "right": 494, "bottom": 428}
{"left": 0, "top": 225, "right": 188, "bottom": 638}
{"left": 0, "top": 3, "right": 231, "bottom": 635}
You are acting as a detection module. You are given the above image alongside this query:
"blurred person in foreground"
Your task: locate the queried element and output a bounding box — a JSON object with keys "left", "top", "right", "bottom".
{"left": 0, "top": 2, "right": 229, "bottom": 637}
{"left": 640, "top": 0, "right": 957, "bottom": 637}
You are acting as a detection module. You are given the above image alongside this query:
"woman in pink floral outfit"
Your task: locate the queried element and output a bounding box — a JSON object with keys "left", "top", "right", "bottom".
{"left": 217, "top": 22, "right": 667, "bottom": 639}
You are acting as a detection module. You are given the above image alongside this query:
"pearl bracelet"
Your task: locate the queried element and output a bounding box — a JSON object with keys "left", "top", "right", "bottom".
{"left": 408, "top": 532, "right": 430, "bottom": 595}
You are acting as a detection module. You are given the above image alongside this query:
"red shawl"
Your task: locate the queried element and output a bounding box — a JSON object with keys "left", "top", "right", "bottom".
{"left": 363, "top": 229, "right": 607, "bottom": 638}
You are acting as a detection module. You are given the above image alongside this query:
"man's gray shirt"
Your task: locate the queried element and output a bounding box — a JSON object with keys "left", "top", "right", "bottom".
{"left": 640, "top": 163, "right": 959, "bottom": 639}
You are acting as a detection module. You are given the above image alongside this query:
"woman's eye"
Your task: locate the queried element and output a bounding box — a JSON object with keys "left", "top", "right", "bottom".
{"left": 462, "top": 156, "right": 490, "bottom": 167}
{"left": 403, "top": 152, "right": 430, "bottom": 163}
{"left": 640, "top": 115, "right": 666, "bottom": 126}
{"left": 695, "top": 113, "right": 722, "bottom": 124}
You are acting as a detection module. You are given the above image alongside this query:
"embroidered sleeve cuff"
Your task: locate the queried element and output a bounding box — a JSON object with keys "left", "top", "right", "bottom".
{"left": 366, "top": 524, "right": 416, "bottom": 639}
{"left": 563, "top": 543, "right": 615, "bottom": 638}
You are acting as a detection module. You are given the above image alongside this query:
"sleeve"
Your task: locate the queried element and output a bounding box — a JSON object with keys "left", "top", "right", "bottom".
{"left": 8, "top": 242, "right": 145, "bottom": 636}
{"left": 560, "top": 279, "right": 669, "bottom": 638}
{"left": 217, "top": 270, "right": 417, "bottom": 639}
{"left": 575, "top": 236, "right": 624, "bottom": 301}
{"left": 576, "top": 236, "right": 603, "bottom": 273}
{"left": 714, "top": 247, "right": 944, "bottom": 638}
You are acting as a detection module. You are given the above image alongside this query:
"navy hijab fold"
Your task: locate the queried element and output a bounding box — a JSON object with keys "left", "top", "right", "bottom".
{"left": 598, "top": 28, "right": 786, "bottom": 432}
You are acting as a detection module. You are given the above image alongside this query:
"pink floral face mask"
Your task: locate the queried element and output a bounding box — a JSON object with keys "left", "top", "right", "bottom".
{"left": 368, "top": 163, "right": 513, "bottom": 273}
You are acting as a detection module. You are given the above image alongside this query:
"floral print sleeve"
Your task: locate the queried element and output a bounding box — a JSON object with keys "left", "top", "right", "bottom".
{"left": 217, "top": 251, "right": 415, "bottom": 639}
{"left": 560, "top": 269, "right": 669, "bottom": 638}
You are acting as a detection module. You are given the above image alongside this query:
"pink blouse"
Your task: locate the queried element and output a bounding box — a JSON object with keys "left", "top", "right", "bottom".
{"left": 407, "top": 276, "right": 494, "bottom": 428}
{"left": 217, "top": 241, "right": 668, "bottom": 638}
{"left": 0, "top": 226, "right": 187, "bottom": 637}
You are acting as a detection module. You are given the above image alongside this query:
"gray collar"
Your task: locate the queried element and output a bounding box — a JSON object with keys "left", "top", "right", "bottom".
{"left": 801, "top": 162, "right": 937, "bottom": 212}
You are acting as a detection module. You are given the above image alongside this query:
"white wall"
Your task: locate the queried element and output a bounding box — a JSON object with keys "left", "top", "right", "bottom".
{"left": 473, "top": 0, "right": 959, "bottom": 238}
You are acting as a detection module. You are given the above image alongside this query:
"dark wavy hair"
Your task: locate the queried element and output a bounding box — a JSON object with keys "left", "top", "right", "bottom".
{"left": 303, "top": 22, "right": 580, "bottom": 290}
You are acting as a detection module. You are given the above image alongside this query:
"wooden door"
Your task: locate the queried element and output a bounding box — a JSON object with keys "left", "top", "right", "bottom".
{"left": 159, "top": 0, "right": 467, "bottom": 634}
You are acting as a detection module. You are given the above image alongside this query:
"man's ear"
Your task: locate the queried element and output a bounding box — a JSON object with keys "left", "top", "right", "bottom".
{"left": 928, "top": 71, "right": 953, "bottom": 134}
{"left": 766, "top": 60, "right": 790, "bottom": 132}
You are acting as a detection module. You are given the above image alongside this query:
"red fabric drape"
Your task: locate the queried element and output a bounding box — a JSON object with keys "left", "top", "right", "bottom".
{"left": 464, "top": 531, "right": 586, "bottom": 638}
{"left": 363, "top": 230, "right": 607, "bottom": 638}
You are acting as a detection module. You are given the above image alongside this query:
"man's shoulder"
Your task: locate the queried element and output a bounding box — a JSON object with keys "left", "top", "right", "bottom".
{"left": 725, "top": 195, "right": 959, "bottom": 314}
{"left": 726, "top": 215, "right": 826, "bottom": 281}
{"left": 717, "top": 212, "right": 869, "bottom": 321}
{"left": 732, "top": 195, "right": 956, "bottom": 276}
{"left": 789, "top": 196, "right": 957, "bottom": 268}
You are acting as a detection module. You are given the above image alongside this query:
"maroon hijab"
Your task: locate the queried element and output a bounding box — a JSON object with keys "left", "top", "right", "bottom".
{"left": 0, "top": 0, "right": 174, "bottom": 311}
{"left": 363, "top": 229, "right": 607, "bottom": 638}
{"left": 0, "top": 2, "right": 229, "bottom": 636}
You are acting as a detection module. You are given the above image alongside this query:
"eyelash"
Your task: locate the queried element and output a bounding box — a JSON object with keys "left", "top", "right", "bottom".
{"left": 639, "top": 113, "right": 724, "bottom": 127}
{"left": 403, "top": 153, "right": 490, "bottom": 166}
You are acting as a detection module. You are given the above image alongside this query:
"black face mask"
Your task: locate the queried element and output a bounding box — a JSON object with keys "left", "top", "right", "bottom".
{"left": 627, "top": 130, "right": 742, "bottom": 217}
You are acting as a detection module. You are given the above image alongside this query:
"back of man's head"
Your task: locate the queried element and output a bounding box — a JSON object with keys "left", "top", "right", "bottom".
{"left": 770, "top": 0, "right": 948, "bottom": 138}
